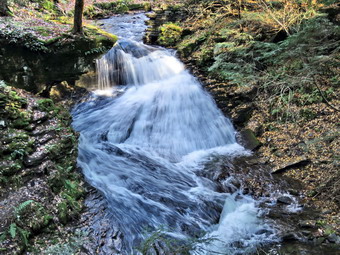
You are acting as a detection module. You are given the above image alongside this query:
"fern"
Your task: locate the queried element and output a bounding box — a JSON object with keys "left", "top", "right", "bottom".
{"left": 15, "top": 200, "right": 34, "bottom": 216}
{"left": 18, "top": 227, "right": 30, "bottom": 247}
{"left": 0, "top": 232, "right": 7, "bottom": 242}
{"left": 9, "top": 223, "right": 16, "bottom": 238}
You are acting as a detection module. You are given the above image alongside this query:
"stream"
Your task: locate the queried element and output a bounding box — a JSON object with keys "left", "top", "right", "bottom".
{"left": 72, "top": 13, "right": 278, "bottom": 254}
{"left": 71, "top": 13, "right": 327, "bottom": 255}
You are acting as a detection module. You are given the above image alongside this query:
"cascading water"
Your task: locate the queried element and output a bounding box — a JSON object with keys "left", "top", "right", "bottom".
{"left": 72, "top": 35, "right": 277, "bottom": 253}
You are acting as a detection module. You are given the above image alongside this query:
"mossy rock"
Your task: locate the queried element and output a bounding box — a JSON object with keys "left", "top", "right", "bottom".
{"left": 0, "top": 84, "right": 85, "bottom": 253}
{"left": 239, "top": 129, "right": 262, "bottom": 151}
{"left": 158, "top": 23, "right": 183, "bottom": 47}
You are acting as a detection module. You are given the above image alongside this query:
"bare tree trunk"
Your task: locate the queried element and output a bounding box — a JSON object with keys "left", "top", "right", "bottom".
{"left": 0, "top": 0, "right": 11, "bottom": 16}
{"left": 73, "top": 0, "right": 84, "bottom": 35}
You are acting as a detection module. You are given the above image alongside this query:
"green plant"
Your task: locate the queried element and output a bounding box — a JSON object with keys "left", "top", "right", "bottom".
{"left": 1, "top": 222, "right": 31, "bottom": 247}
{"left": 37, "top": 98, "right": 55, "bottom": 112}
{"left": 10, "top": 149, "right": 26, "bottom": 160}
{"left": 42, "top": 0, "right": 56, "bottom": 13}
{"left": 15, "top": 200, "right": 34, "bottom": 216}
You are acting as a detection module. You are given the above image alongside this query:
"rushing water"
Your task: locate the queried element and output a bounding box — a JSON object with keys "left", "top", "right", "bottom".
{"left": 72, "top": 14, "right": 277, "bottom": 254}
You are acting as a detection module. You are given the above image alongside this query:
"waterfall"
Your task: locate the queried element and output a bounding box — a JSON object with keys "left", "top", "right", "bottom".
{"left": 72, "top": 40, "right": 276, "bottom": 254}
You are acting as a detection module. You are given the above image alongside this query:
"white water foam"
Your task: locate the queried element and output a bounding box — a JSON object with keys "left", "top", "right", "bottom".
{"left": 194, "top": 194, "right": 277, "bottom": 255}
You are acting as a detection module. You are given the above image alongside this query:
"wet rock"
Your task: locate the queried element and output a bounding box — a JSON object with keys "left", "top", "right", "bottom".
{"left": 255, "top": 229, "right": 274, "bottom": 236}
{"left": 327, "top": 233, "right": 340, "bottom": 244}
{"left": 282, "top": 232, "right": 299, "bottom": 241}
{"left": 301, "top": 230, "right": 312, "bottom": 237}
{"left": 277, "top": 196, "right": 293, "bottom": 205}
{"left": 0, "top": 34, "right": 115, "bottom": 94}
{"left": 238, "top": 129, "right": 262, "bottom": 151}
{"left": 299, "top": 220, "right": 317, "bottom": 228}
{"left": 24, "top": 149, "right": 48, "bottom": 167}
{"left": 288, "top": 189, "right": 300, "bottom": 196}
{"left": 271, "top": 156, "right": 311, "bottom": 174}
{"left": 314, "top": 237, "right": 326, "bottom": 245}
{"left": 36, "top": 131, "right": 56, "bottom": 145}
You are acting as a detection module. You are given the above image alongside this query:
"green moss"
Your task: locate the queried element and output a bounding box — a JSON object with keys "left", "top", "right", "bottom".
{"left": 83, "top": 24, "right": 118, "bottom": 50}
{"left": 1, "top": 161, "right": 23, "bottom": 176}
{"left": 42, "top": 0, "right": 55, "bottom": 12}
{"left": 158, "top": 23, "right": 183, "bottom": 47}
{"left": 143, "top": 2, "right": 152, "bottom": 11}
{"left": 0, "top": 86, "right": 29, "bottom": 124}
{"left": 37, "top": 99, "right": 55, "bottom": 112}
{"left": 128, "top": 3, "right": 144, "bottom": 10}
{"left": 11, "top": 118, "right": 30, "bottom": 129}
{"left": 46, "top": 133, "right": 76, "bottom": 160}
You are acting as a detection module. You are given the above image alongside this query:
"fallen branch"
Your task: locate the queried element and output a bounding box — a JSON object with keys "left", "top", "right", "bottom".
{"left": 313, "top": 76, "right": 340, "bottom": 112}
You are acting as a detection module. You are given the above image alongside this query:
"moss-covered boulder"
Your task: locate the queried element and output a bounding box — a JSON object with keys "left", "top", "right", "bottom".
{"left": 158, "top": 23, "right": 183, "bottom": 47}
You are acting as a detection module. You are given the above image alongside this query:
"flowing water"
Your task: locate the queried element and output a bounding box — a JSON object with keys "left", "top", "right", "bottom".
{"left": 72, "top": 14, "right": 278, "bottom": 254}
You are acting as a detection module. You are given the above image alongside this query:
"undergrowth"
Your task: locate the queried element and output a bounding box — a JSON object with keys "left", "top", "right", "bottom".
{"left": 174, "top": 1, "right": 339, "bottom": 122}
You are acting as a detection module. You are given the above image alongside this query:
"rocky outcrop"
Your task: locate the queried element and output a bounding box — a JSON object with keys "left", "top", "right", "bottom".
{"left": 0, "top": 35, "right": 114, "bottom": 94}
{"left": 0, "top": 84, "right": 84, "bottom": 254}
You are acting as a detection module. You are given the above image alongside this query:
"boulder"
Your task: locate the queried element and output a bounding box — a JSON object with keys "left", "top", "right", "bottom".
{"left": 238, "top": 129, "right": 262, "bottom": 151}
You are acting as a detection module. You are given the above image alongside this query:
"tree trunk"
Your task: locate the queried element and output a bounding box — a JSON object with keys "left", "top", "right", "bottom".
{"left": 0, "top": 0, "right": 11, "bottom": 16}
{"left": 73, "top": 0, "right": 84, "bottom": 35}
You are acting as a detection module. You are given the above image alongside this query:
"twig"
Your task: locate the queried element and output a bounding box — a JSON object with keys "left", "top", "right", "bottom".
{"left": 259, "top": 0, "right": 291, "bottom": 36}
{"left": 313, "top": 76, "right": 340, "bottom": 112}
